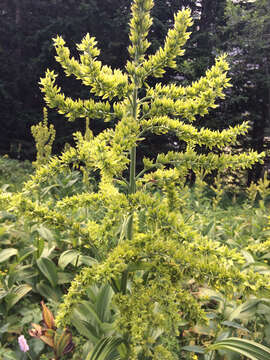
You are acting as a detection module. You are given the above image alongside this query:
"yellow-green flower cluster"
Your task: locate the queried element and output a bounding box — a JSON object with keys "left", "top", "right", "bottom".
{"left": 31, "top": 107, "right": 56, "bottom": 168}
{"left": 0, "top": 0, "right": 267, "bottom": 359}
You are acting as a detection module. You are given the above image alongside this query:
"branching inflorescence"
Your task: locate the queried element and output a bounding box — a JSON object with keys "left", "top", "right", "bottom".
{"left": 1, "top": 0, "right": 267, "bottom": 359}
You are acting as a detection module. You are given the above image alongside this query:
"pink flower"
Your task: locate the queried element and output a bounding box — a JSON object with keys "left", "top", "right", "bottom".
{"left": 18, "top": 335, "right": 29, "bottom": 352}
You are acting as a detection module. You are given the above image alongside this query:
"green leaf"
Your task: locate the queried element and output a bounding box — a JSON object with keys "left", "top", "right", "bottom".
{"left": 0, "top": 211, "right": 16, "bottom": 222}
{"left": 0, "top": 248, "right": 18, "bottom": 263}
{"left": 0, "top": 322, "right": 10, "bottom": 333}
{"left": 82, "top": 341, "right": 94, "bottom": 359}
{"left": 228, "top": 299, "right": 260, "bottom": 321}
{"left": 79, "top": 255, "right": 98, "bottom": 267}
{"left": 3, "top": 313, "right": 22, "bottom": 333}
{"left": 6, "top": 284, "right": 32, "bottom": 311}
{"left": 0, "top": 288, "right": 7, "bottom": 300}
{"left": 221, "top": 321, "right": 250, "bottom": 332}
{"left": 73, "top": 301, "right": 103, "bottom": 327}
{"left": 12, "top": 264, "right": 38, "bottom": 281}
{"left": 0, "top": 226, "right": 6, "bottom": 236}
{"left": 58, "top": 250, "right": 80, "bottom": 269}
{"left": 57, "top": 272, "right": 74, "bottom": 284}
{"left": 96, "top": 284, "right": 114, "bottom": 323}
{"left": 37, "top": 224, "right": 54, "bottom": 242}
{"left": 36, "top": 237, "right": 45, "bottom": 259}
{"left": 127, "top": 261, "right": 152, "bottom": 272}
{"left": 2, "top": 350, "right": 18, "bottom": 360}
{"left": 86, "top": 336, "right": 122, "bottom": 360}
{"left": 181, "top": 345, "right": 205, "bottom": 354}
{"left": 41, "top": 184, "right": 60, "bottom": 197}
{"left": 40, "top": 244, "right": 55, "bottom": 258}
{"left": 208, "top": 337, "right": 270, "bottom": 360}
{"left": 71, "top": 315, "right": 99, "bottom": 344}
{"left": 18, "top": 246, "right": 36, "bottom": 262}
{"left": 58, "top": 250, "right": 98, "bottom": 269}
{"left": 37, "top": 257, "right": 58, "bottom": 287}
{"left": 36, "top": 280, "right": 61, "bottom": 302}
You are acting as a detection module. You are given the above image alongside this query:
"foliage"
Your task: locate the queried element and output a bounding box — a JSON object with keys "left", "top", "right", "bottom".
{"left": 183, "top": 336, "right": 270, "bottom": 360}
{"left": 1, "top": 163, "right": 270, "bottom": 359}
{"left": 0, "top": 156, "right": 33, "bottom": 191}
{"left": 208, "top": 337, "right": 270, "bottom": 360}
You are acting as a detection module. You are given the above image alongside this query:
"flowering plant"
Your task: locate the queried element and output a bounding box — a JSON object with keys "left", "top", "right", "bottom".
{"left": 1, "top": 0, "right": 268, "bottom": 359}
{"left": 18, "top": 335, "right": 29, "bottom": 353}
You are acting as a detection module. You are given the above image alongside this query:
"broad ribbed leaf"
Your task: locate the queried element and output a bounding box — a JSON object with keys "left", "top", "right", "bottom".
{"left": 86, "top": 336, "right": 122, "bottom": 360}
{"left": 58, "top": 250, "right": 80, "bottom": 269}
{"left": 228, "top": 299, "right": 261, "bottom": 321}
{"left": 57, "top": 271, "right": 74, "bottom": 284}
{"left": 18, "top": 246, "right": 36, "bottom": 262}
{"left": 221, "top": 321, "right": 250, "bottom": 332}
{"left": 6, "top": 284, "right": 32, "bottom": 311}
{"left": 36, "top": 280, "right": 61, "bottom": 302}
{"left": 208, "top": 337, "right": 270, "bottom": 360}
{"left": 96, "top": 284, "right": 113, "bottom": 323}
{"left": 0, "top": 248, "right": 18, "bottom": 263}
{"left": 70, "top": 309, "right": 99, "bottom": 343}
{"left": 37, "top": 257, "right": 58, "bottom": 287}
{"left": 37, "top": 224, "right": 54, "bottom": 241}
{"left": 80, "top": 255, "right": 98, "bottom": 267}
{"left": 58, "top": 250, "right": 97, "bottom": 269}
{"left": 182, "top": 345, "right": 205, "bottom": 354}
{"left": 76, "top": 301, "right": 103, "bottom": 325}
{"left": 1, "top": 350, "right": 18, "bottom": 360}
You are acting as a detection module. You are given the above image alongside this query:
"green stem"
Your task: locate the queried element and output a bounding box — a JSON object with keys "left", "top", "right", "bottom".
{"left": 135, "top": 164, "right": 156, "bottom": 181}
{"left": 120, "top": 270, "right": 128, "bottom": 294}
{"left": 26, "top": 351, "right": 34, "bottom": 360}
{"left": 110, "top": 278, "right": 120, "bottom": 294}
{"left": 127, "top": 87, "right": 138, "bottom": 241}
{"left": 129, "top": 146, "right": 137, "bottom": 195}
{"left": 122, "top": 87, "right": 138, "bottom": 295}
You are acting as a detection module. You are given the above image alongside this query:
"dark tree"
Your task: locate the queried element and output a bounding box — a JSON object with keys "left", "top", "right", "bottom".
{"left": 0, "top": 0, "right": 131, "bottom": 158}
{"left": 221, "top": 0, "right": 270, "bottom": 182}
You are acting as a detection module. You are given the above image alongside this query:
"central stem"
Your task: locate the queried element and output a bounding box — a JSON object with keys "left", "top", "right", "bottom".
{"left": 127, "top": 86, "right": 138, "bottom": 241}
{"left": 121, "top": 87, "right": 138, "bottom": 295}
{"left": 129, "top": 146, "right": 137, "bottom": 197}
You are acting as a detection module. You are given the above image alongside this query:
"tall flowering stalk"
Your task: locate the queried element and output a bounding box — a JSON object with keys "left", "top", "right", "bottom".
{"left": 31, "top": 107, "right": 56, "bottom": 168}
{"left": 1, "top": 0, "right": 268, "bottom": 359}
